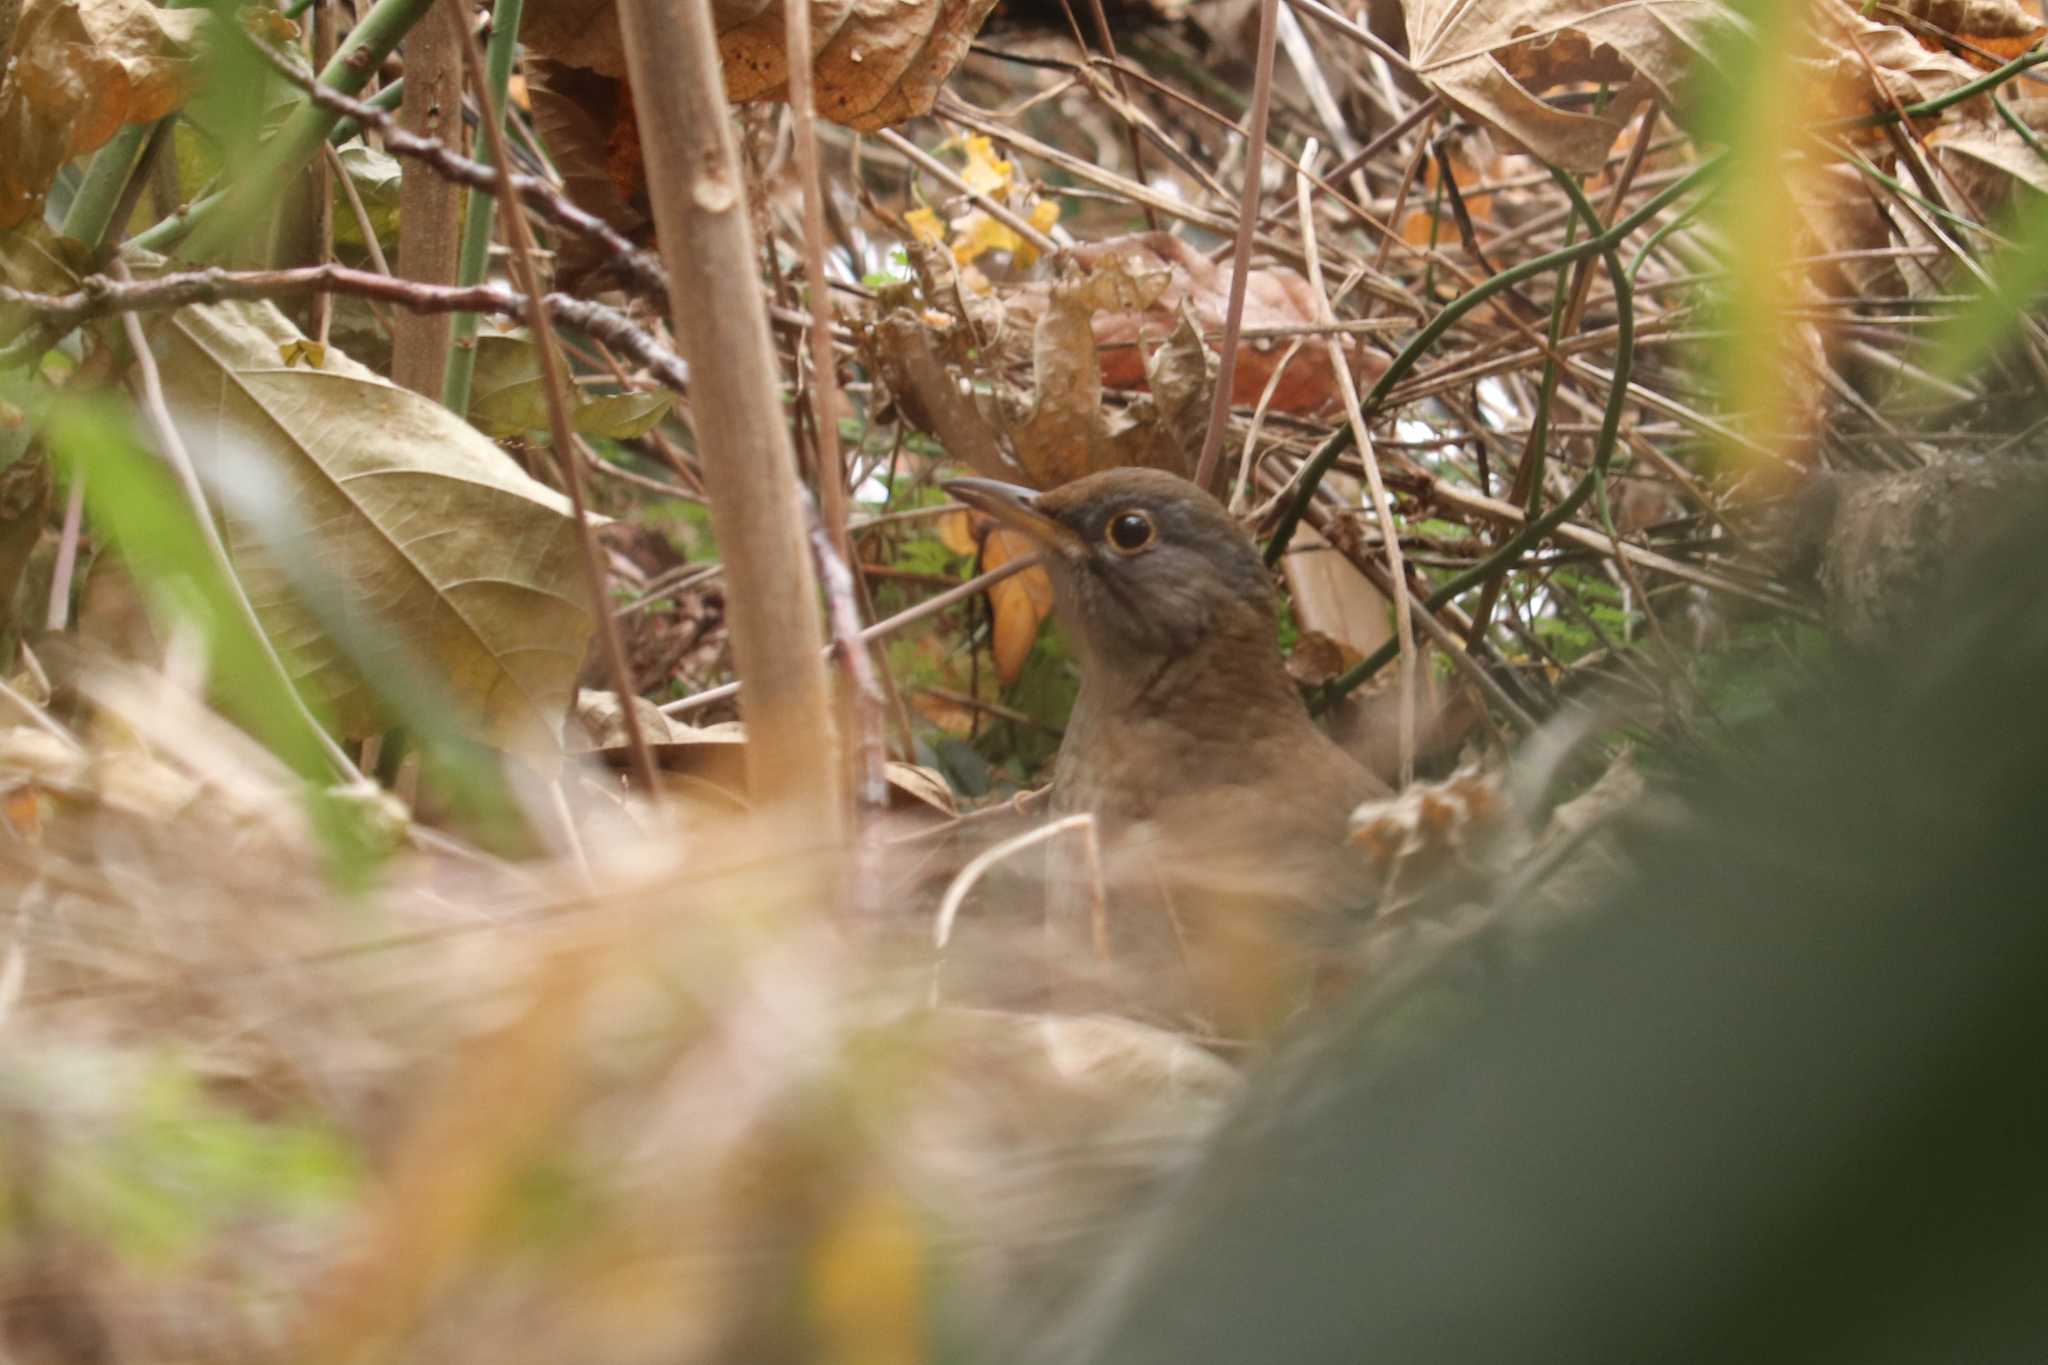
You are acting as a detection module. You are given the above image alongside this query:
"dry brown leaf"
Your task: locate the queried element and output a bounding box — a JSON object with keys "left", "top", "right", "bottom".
{"left": 1805, "top": 0, "right": 1991, "bottom": 120}
{"left": 523, "top": 58, "right": 647, "bottom": 277}
{"left": 868, "top": 240, "right": 1220, "bottom": 490}
{"left": 1403, "top": 0, "right": 1722, "bottom": 173}
{"left": 1929, "top": 95, "right": 2048, "bottom": 200}
{"left": 520, "top": 0, "right": 997, "bottom": 133}
{"left": 1283, "top": 628, "right": 1358, "bottom": 690}
{"left": 1066, "top": 233, "right": 1375, "bottom": 416}
{"left": 0, "top": 0, "right": 204, "bottom": 228}
{"left": 1009, "top": 267, "right": 1217, "bottom": 484}
{"left": 1882, "top": 0, "right": 2046, "bottom": 65}
{"left": 882, "top": 759, "right": 957, "bottom": 817}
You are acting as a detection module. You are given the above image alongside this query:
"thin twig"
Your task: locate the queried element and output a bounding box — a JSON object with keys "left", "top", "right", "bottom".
{"left": 447, "top": 0, "right": 660, "bottom": 798}
{"left": 1192, "top": 0, "right": 1282, "bottom": 490}
{"left": 1296, "top": 145, "right": 1417, "bottom": 784}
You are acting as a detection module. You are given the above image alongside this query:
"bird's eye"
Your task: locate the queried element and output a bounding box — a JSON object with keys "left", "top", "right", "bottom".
{"left": 1106, "top": 510, "right": 1156, "bottom": 554}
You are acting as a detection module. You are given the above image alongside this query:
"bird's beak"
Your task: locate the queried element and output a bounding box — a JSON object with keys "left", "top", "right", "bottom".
{"left": 942, "top": 477, "right": 1081, "bottom": 552}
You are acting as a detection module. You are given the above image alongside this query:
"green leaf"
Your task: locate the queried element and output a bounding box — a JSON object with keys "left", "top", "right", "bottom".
{"left": 473, "top": 376, "right": 676, "bottom": 441}
{"left": 331, "top": 139, "right": 403, "bottom": 250}
{"left": 573, "top": 388, "right": 674, "bottom": 440}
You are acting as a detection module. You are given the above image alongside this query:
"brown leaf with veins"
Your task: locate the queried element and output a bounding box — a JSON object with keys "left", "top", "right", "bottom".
{"left": 0, "top": 0, "right": 204, "bottom": 228}
{"left": 1882, "top": 0, "right": 2046, "bottom": 66}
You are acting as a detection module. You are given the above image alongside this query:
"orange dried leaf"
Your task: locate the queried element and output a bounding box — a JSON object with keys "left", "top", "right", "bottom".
{"left": 934, "top": 509, "right": 978, "bottom": 557}
{"left": 1066, "top": 233, "right": 1382, "bottom": 415}
{"left": 0, "top": 0, "right": 205, "bottom": 228}
{"left": 2, "top": 785, "right": 43, "bottom": 841}
{"left": 981, "top": 527, "right": 1051, "bottom": 686}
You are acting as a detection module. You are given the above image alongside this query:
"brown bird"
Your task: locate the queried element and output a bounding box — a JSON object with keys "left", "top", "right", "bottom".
{"left": 945, "top": 467, "right": 1389, "bottom": 1031}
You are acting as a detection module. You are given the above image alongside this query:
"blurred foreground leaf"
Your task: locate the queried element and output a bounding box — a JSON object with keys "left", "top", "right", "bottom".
{"left": 1057, "top": 489, "right": 2048, "bottom": 1365}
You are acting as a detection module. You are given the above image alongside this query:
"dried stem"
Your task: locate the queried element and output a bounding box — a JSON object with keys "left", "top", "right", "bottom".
{"left": 447, "top": 0, "right": 661, "bottom": 799}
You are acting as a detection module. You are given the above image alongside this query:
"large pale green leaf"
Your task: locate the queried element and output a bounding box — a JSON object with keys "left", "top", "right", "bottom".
{"left": 152, "top": 295, "right": 594, "bottom": 758}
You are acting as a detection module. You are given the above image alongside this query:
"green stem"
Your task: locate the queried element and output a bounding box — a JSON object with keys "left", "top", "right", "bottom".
{"left": 175, "top": 0, "right": 438, "bottom": 262}
{"left": 1265, "top": 156, "right": 1710, "bottom": 570}
{"left": 1833, "top": 47, "right": 2048, "bottom": 131}
{"left": 59, "top": 121, "right": 156, "bottom": 254}
{"left": 127, "top": 82, "right": 408, "bottom": 257}
{"left": 1310, "top": 168, "right": 1638, "bottom": 713}
{"left": 440, "top": 0, "right": 527, "bottom": 416}
{"left": 328, "top": 79, "right": 407, "bottom": 146}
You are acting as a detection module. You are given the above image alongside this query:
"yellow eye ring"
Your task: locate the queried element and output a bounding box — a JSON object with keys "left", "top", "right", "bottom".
{"left": 1106, "top": 509, "right": 1157, "bottom": 554}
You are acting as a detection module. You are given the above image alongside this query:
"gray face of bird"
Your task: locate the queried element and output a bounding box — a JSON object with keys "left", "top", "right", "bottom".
{"left": 1038, "top": 474, "right": 1278, "bottom": 668}
{"left": 946, "top": 469, "right": 1281, "bottom": 681}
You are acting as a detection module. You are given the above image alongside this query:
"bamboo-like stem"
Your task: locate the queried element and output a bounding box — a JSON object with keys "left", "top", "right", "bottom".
{"left": 614, "top": 0, "right": 846, "bottom": 834}
{"left": 440, "top": 0, "right": 527, "bottom": 413}
{"left": 180, "top": 0, "right": 440, "bottom": 262}
{"left": 447, "top": 0, "right": 661, "bottom": 798}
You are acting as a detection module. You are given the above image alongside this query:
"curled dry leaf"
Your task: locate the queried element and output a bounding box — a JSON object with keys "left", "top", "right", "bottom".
{"left": 0, "top": 0, "right": 205, "bottom": 228}
{"left": 149, "top": 294, "right": 596, "bottom": 762}
{"left": 1804, "top": 0, "right": 1995, "bottom": 122}
{"left": 1403, "top": 0, "right": 1721, "bottom": 173}
{"left": 522, "top": 58, "right": 648, "bottom": 273}
{"left": 1060, "top": 233, "right": 1377, "bottom": 418}
{"left": 1778, "top": 6, "right": 2047, "bottom": 303}
{"left": 1881, "top": 0, "right": 2047, "bottom": 66}
{"left": 998, "top": 260, "right": 1219, "bottom": 485}
{"left": 521, "top": 0, "right": 998, "bottom": 134}
{"left": 1347, "top": 764, "right": 1506, "bottom": 885}
{"left": 868, "top": 238, "right": 1222, "bottom": 493}
{"left": 1930, "top": 95, "right": 2048, "bottom": 202}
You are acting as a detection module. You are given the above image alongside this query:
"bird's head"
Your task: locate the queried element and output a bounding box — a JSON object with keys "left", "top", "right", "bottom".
{"left": 943, "top": 468, "right": 1279, "bottom": 681}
